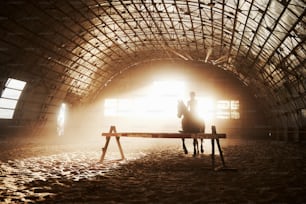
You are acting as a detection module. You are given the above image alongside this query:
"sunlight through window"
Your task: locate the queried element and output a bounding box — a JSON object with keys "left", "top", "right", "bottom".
{"left": 103, "top": 81, "right": 240, "bottom": 121}
{"left": 0, "top": 78, "right": 26, "bottom": 119}
{"left": 57, "top": 103, "right": 66, "bottom": 136}
{"left": 104, "top": 81, "right": 186, "bottom": 117}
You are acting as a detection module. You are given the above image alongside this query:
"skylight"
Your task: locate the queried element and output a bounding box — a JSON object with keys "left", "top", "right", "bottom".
{"left": 0, "top": 78, "right": 26, "bottom": 119}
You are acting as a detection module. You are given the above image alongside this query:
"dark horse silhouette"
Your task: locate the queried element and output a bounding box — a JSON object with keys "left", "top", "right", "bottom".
{"left": 177, "top": 100, "right": 205, "bottom": 155}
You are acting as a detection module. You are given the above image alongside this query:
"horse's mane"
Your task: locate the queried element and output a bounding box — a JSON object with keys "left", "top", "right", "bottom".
{"left": 177, "top": 100, "right": 188, "bottom": 118}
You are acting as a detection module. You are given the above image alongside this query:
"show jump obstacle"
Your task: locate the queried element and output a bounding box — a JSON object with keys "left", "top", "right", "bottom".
{"left": 100, "top": 125, "right": 227, "bottom": 170}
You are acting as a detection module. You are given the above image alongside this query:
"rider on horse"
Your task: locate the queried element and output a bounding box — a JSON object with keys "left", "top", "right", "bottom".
{"left": 177, "top": 91, "right": 205, "bottom": 155}
{"left": 187, "top": 91, "right": 198, "bottom": 125}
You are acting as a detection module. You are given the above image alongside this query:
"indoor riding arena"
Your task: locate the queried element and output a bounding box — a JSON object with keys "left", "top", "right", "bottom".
{"left": 0, "top": 0, "right": 305, "bottom": 203}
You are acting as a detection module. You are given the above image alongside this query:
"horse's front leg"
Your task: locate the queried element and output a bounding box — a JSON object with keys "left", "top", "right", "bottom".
{"left": 182, "top": 138, "right": 188, "bottom": 154}
{"left": 193, "top": 139, "right": 199, "bottom": 155}
{"left": 200, "top": 139, "right": 204, "bottom": 153}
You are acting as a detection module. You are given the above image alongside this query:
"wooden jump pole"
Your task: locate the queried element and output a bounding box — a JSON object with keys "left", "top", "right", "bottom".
{"left": 99, "top": 125, "right": 233, "bottom": 171}
{"left": 212, "top": 125, "right": 226, "bottom": 169}
{"left": 100, "top": 126, "right": 125, "bottom": 163}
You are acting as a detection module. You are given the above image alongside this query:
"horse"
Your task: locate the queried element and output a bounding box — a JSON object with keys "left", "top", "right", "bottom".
{"left": 177, "top": 100, "right": 205, "bottom": 155}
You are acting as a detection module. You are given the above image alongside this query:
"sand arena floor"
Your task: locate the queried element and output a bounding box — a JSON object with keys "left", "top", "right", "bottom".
{"left": 1, "top": 137, "right": 306, "bottom": 203}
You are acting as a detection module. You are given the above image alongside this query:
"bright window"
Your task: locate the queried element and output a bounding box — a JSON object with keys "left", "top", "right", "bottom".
{"left": 104, "top": 98, "right": 240, "bottom": 120}
{"left": 0, "top": 78, "right": 26, "bottom": 119}
{"left": 57, "top": 103, "right": 66, "bottom": 136}
{"left": 104, "top": 81, "right": 240, "bottom": 120}
{"left": 216, "top": 100, "right": 240, "bottom": 119}
{"left": 0, "top": 98, "right": 18, "bottom": 109}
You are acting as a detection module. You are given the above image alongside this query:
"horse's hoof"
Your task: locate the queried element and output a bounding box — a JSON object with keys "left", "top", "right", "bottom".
{"left": 201, "top": 149, "right": 204, "bottom": 154}
{"left": 184, "top": 150, "right": 188, "bottom": 154}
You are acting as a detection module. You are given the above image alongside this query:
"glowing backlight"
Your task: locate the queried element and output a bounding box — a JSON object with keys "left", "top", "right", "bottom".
{"left": 104, "top": 81, "right": 239, "bottom": 121}
{"left": 198, "top": 97, "right": 215, "bottom": 122}
{"left": 150, "top": 81, "right": 186, "bottom": 98}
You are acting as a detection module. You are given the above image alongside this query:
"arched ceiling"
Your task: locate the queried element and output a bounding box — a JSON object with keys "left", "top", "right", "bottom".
{"left": 0, "top": 0, "right": 305, "bottom": 131}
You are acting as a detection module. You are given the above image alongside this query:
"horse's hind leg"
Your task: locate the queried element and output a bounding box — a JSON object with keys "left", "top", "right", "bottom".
{"left": 182, "top": 138, "right": 188, "bottom": 154}
{"left": 200, "top": 139, "right": 204, "bottom": 153}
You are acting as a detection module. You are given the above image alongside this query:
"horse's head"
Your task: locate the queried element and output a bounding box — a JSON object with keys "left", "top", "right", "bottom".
{"left": 177, "top": 100, "right": 187, "bottom": 118}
